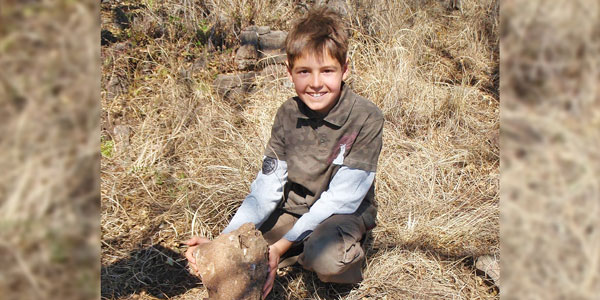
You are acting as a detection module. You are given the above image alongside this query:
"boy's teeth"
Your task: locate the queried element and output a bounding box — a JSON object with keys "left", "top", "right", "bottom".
{"left": 311, "top": 93, "right": 324, "bottom": 97}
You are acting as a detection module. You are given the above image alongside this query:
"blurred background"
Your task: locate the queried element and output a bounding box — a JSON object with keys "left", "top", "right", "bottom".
{"left": 0, "top": 0, "right": 100, "bottom": 299}
{"left": 0, "top": 0, "right": 597, "bottom": 299}
{"left": 500, "top": 0, "right": 600, "bottom": 298}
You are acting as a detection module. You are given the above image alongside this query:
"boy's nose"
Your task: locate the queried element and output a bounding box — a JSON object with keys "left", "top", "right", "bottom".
{"left": 310, "top": 74, "right": 323, "bottom": 89}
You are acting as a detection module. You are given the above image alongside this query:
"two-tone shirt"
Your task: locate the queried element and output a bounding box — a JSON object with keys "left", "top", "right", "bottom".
{"left": 266, "top": 83, "right": 384, "bottom": 238}
{"left": 223, "top": 83, "right": 383, "bottom": 241}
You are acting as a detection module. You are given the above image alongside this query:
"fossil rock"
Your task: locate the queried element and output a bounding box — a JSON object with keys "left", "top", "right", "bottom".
{"left": 194, "top": 223, "right": 269, "bottom": 300}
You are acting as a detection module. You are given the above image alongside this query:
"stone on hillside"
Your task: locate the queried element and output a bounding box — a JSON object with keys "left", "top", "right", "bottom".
{"left": 326, "top": 0, "right": 350, "bottom": 17}
{"left": 235, "top": 45, "right": 258, "bottom": 70}
{"left": 240, "top": 29, "right": 259, "bottom": 45}
{"left": 214, "top": 73, "right": 257, "bottom": 99}
{"left": 256, "top": 26, "right": 271, "bottom": 35}
{"left": 235, "top": 26, "right": 288, "bottom": 69}
{"left": 193, "top": 223, "right": 269, "bottom": 300}
{"left": 235, "top": 29, "right": 259, "bottom": 70}
{"left": 258, "top": 30, "right": 287, "bottom": 66}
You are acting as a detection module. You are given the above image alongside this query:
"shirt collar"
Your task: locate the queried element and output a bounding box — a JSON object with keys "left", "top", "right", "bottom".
{"left": 293, "top": 82, "right": 356, "bottom": 127}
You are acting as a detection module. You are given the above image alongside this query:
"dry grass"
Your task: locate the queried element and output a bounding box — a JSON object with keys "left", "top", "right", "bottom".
{"left": 101, "top": 0, "right": 498, "bottom": 299}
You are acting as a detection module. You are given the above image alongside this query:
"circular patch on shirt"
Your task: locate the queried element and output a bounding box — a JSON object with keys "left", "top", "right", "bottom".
{"left": 262, "top": 156, "right": 277, "bottom": 175}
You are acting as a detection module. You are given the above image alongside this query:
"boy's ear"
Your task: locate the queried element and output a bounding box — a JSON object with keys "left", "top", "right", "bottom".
{"left": 342, "top": 59, "right": 350, "bottom": 81}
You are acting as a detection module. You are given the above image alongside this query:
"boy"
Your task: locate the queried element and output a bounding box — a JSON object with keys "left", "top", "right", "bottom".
{"left": 185, "top": 6, "right": 383, "bottom": 298}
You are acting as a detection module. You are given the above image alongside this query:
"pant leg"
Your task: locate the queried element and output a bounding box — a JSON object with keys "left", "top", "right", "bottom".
{"left": 298, "top": 214, "right": 367, "bottom": 284}
{"left": 259, "top": 209, "right": 297, "bottom": 244}
{"left": 258, "top": 209, "right": 303, "bottom": 268}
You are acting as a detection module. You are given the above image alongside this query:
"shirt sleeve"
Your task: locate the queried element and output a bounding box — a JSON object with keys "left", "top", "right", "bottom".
{"left": 282, "top": 166, "right": 375, "bottom": 242}
{"left": 343, "top": 113, "right": 384, "bottom": 172}
{"left": 222, "top": 157, "right": 287, "bottom": 234}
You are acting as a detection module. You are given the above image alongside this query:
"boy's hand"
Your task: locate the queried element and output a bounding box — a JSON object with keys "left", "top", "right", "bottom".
{"left": 262, "top": 244, "right": 281, "bottom": 299}
{"left": 262, "top": 238, "right": 292, "bottom": 299}
{"left": 183, "top": 236, "right": 210, "bottom": 274}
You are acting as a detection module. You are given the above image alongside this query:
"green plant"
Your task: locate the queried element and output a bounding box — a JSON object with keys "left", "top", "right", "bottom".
{"left": 101, "top": 140, "right": 114, "bottom": 158}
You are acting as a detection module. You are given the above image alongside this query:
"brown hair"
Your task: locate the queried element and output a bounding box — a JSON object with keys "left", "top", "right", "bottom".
{"left": 285, "top": 6, "right": 349, "bottom": 70}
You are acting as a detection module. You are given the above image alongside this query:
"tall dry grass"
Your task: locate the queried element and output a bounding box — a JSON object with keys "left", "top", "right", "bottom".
{"left": 101, "top": 0, "right": 498, "bottom": 299}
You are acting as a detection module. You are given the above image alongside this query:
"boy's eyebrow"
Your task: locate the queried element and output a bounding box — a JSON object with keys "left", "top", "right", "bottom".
{"left": 293, "top": 64, "right": 339, "bottom": 70}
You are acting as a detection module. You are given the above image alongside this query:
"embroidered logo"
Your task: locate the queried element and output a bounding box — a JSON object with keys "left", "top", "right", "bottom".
{"left": 333, "top": 144, "right": 346, "bottom": 165}
{"left": 328, "top": 132, "right": 358, "bottom": 165}
{"left": 262, "top": 156, "right": 277, "bottom": 175}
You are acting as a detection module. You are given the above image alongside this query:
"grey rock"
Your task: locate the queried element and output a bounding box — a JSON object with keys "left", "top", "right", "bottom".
{"left": 235, "top": 44, "right": 259, "bottom": 70}
{"left": 240, "top": 30, "right": 259, "bottom": 46}
{"left": 258, "top": 30, "right": 287, "bottom": 51}
{"left": 259, "top": 64, "right": 292, "bottom": 89}
{"left": 258, "top": 31, "right": 287, "bottom": 66}
{"left": 236, "top": 29, "right": 260, "bottom": 70}
{"left": 326, "top": 0, "right": 350, "bottom": 18}
{"left": 256, "top": 26, "right": 271, "bottom": 35}
{"left": 214, "top": 72, "right": 257, "bottom": 99}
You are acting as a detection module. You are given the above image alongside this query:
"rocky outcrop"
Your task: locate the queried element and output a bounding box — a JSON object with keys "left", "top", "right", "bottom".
{"left": 193, "top": 223, "right": 269, "bottom": 300}
{"left": 216, "top": 26, "right": 290, "bottom": 102}
{"left": 234, "top": 26, "right": 287, "bottom": 70}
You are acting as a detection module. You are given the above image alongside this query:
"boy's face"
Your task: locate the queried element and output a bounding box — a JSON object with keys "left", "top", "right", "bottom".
{"left": 287, "top": 50, "right": 349, "bottom": 116}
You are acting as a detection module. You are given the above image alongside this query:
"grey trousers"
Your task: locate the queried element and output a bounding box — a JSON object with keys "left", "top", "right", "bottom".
{"left": 259, "top": 209, "right": 368, "bottom": 284}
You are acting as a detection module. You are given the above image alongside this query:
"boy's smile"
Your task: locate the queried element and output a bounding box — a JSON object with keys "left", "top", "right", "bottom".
{"left": 288, "top": 50, "right": 349, "bottom": 115}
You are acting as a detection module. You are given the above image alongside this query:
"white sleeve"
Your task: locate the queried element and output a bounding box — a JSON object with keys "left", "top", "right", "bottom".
{"left": 282, "top": 166, "right": 375, "bottom": 242}
{"left": 222, "top": 157, "right": 287, "bottom": 234}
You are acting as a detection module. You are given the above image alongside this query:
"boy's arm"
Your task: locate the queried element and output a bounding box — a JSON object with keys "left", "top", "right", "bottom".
{"left": 222, "top": 157, "right": 287, "bottom": 234}
{"left": 282, "top": 165, "right": 375, "bottom": 242}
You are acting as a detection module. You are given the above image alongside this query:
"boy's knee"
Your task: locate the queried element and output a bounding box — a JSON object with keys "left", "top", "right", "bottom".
{"left": 299, "top": 219, "right": 365, "bottom": 283}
